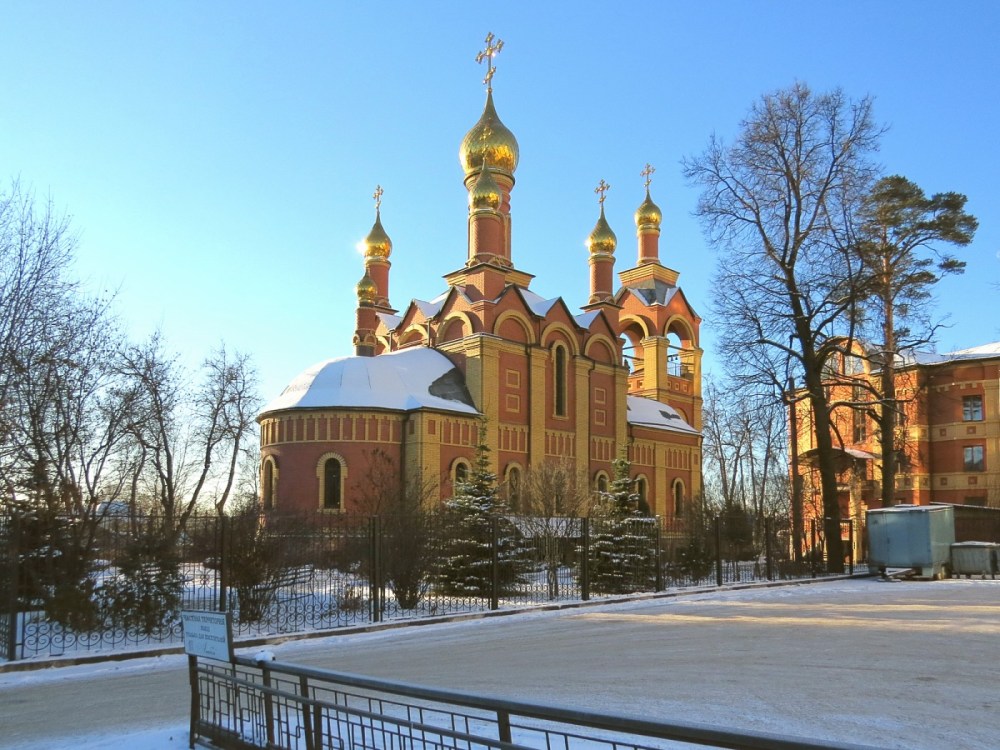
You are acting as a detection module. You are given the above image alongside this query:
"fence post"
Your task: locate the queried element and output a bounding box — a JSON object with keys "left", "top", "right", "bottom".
{"left": 811, "top": 519, "right": 818, "bottom": 578}
{"left": 370, "top": 516, "right": 382, "bottom": 623}
{"left": 490, "top": 517, "right": 500, "bottom": 611}
{"left": 764, "top": 518, "right": 774, "bottom": 581}
{"left": 217, "top": 515, "right": 228, "bottom": 613}
{"left": 714, "top": 515, "right": 723, "bottom": 587}
{"left": 654, "top": 524, "right": 663, "bottom": 592}
{"left": 580, "top": 518, "right": 590, "bottom": 601}
{"left": 848, "top": 519, "right": 855, "bottom": 575}
{"left": 5, "top": 516, "right": 19, "bottom": 661}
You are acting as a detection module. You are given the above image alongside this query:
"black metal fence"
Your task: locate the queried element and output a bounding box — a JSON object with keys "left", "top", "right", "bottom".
{"left": 1, "top": 509, "right": 853, "bottom": 662}
{"left": 190, "top": 653, "right": 886, "bottom": 750}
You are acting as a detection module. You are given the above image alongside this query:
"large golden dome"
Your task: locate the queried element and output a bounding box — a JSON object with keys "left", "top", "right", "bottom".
{"left": 459, "top": 90, "right": 519, "bottom": 177}
{"left": 587, "top": 206, "right": 617, "bottom": 256}
{"left": 363, "top": 210, "right": 392, "bottom": 260}
{"left": 634, "top": 188, "right": 662, "bottom": 231}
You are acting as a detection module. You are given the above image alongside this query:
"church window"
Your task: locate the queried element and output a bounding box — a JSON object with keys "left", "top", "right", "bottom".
{"left": 553, "top": 343, "right": 568, "bottom": 417}
{"left": 506, "top": 466, "right": 522, "bottom": 511}
{"left": 673, "top": 480, "right": 684, "bottom": 516}
{"left": 323, "top": 458, "right": 342, "bottom": 510}
{"left": 453, "top": 459, "right": 470, "bottom": 488}
{"left": 262, "top": 459, "right": 275, "bottom": 510}
{"left": 635, "top": 476, "right": 648, "bottom": 512}
{"left": 595, "top": 472, "right": 609, "bottom": 494}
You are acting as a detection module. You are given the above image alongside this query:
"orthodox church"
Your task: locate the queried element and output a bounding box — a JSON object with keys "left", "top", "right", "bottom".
{"left": 258, "top": 36, "right": 703, "bottom": 521}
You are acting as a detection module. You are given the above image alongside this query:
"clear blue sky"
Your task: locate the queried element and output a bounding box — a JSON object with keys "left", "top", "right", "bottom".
{"left": 3, "top": 2, "right": 998, "bottom": 403}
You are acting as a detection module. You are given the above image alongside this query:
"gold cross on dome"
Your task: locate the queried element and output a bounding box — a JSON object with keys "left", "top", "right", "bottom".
{"left": 372, "top": 184, "right": 383, "bottom": 212}
{"left": 476, "top": 32, "right": 504, "bottom": 91}
{"left": 641, "top": 163, "right": 655, "bottom": 190}
{"left": 595, "top": 179, "right": 611, "bottom": 206}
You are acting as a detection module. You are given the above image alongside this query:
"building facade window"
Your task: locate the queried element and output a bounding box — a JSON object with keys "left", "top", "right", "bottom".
{"left": 553, "top": 344, "right": 568, "bottom": 417}
{"left": 262, "top": 459, "right": 275, "bottom": 510}
{"left": 963, "top": 395, "right": 983, "bottom": 421}
{"left": 635, "top": 476, "right": 648, "bottom": 512}
{"left": 673, "top": 480, "right": 684, "bottom": 516}
{"left": 595, "top": 472, "right": 609, "bottom": 494}
{"left": 323, "top": 458, "right": 342, "bottom": 509}
{"left": 453, "top": 459, "right": 470, "bottom": 488}
{"left": 506, "top": 466, "right": 522, "bottom": 511}
{"left": 963, "top": 445, "right": 985, "bottom": 472}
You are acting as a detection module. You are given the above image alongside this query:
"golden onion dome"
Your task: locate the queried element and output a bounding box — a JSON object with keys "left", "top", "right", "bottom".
{"left": 469, "top": 160, "right": 502, "bottom": 211}
{"left": 587, "top": 206, "right": 617, "bottom": 256}
{"left": 356, "top": 271, "right": 377, "bottom": 304}
{"left": 634, "top": 188, "right": 662, "bottom": 230}
{"left": 363, "top": 210, "right": 392, "bottom": 260}
{"left": 459, "top": 90, "right": 519, "bottom": 177}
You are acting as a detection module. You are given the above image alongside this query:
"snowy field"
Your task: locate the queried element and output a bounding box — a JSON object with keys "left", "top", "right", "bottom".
{"left": 1, "top": 577, "right": 998, "bottom": 749}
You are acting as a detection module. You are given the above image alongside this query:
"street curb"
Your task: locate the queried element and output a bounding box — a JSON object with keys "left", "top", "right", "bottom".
{"left": 0, "top": 573, "right": 871, "bottom": 674}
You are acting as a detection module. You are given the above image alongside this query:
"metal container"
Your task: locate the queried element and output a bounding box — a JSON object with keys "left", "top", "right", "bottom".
{"left": 950, "top": 541, "right": 998, "bottom": 578}
{"left": 866, "top": 505, "right": 955, "bottom": 579}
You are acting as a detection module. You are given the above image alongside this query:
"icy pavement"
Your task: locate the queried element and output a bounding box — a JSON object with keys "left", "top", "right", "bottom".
{"left": 2, "top": 577, "right": 998, "bottom": 749}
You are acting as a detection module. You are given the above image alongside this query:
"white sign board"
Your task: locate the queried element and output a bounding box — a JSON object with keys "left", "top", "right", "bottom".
{"left": 181, "top": 610, "right": 233, "bottom": 662}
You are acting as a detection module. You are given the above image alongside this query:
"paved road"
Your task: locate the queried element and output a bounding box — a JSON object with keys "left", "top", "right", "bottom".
{"left": 1, "top": 578, "right": 998, "bottom": 749}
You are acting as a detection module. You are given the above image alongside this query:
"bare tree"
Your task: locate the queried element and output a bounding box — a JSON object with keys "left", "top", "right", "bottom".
{"left": 118, "top": 334, "right": 260, "bottom": 536}
{"left": 685, "top": 83, "right": 882, "bottom": 571}
{"left": 519, "top": 460, "right": 592, "bottom": 599}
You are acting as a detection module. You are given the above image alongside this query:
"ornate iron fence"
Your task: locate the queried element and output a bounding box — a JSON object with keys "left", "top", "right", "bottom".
{"left": 0, "top": 509, "right": 853, "bottom": 661}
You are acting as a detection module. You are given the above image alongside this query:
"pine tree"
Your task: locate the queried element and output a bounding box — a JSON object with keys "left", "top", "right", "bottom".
{"left": 433, "top": 423, "right": 526, "bottom": 597}
{"left": 589, "top": 452, "right": 658, "bottom": 594}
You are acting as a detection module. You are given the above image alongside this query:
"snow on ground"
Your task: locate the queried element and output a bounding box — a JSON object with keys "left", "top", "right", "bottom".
{"left": 2, "top": 577, "right": 999, "bottom": 749}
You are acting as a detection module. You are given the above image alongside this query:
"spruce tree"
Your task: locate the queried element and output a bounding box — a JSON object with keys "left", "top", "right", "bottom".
{"left": 434, "top": 423, "right": 526, "bottom": 597}
{"left": 589, "top": 452, "right": 657, "bottom": 594}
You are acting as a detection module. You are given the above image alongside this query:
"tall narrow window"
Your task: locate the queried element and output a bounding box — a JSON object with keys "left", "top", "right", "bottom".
{"left": 507, "top": 467, "right": 522, "bottom": 511}
{"left": 635, "top": 477, "right": 648, "bottom": 513}
{"left": 454, "top": 460, "right": 470, "bottom": 487}
{"left": 596, "top": 473, "right": 609, "bottom": 494}
{"left": 553, "top": 344, "right": 567, "bottom": 417}
{"left": 323, "top": 458, "right": 342, "bottom": 509}
{"left": 262, "top": 460, "right": 274, "bottom": 510}
{"left": 673, "top": 481, "right": 684, "bottom": 516}
{"left": 963, "top": 395, "right": 983, "bottom": 421}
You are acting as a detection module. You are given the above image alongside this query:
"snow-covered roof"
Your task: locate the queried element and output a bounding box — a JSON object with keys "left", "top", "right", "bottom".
{"left": 904, "top": 341, "right": 1000, "bottom": 367}
{"left": 261, "top": 348, "right": 480, "bottom": 417}
{"left": 622, "top": 280, "right": 679, "bottom": 307}
{"left": 626, "top": 395, "right": 699, "bottom": 435}
{"left": 377, "top": 312, "right": 402, "bottom": 331}
{"left": 518, "top": 288, "right": 560, "bottom": 316}
{"left": 413, "top": 299, "right": 445, "bottom": 318}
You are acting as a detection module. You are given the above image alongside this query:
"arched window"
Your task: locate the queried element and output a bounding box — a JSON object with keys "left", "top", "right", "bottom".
{"left": 323, "top": 458, "right": 342, "bottom": 510}
{"left": 262, "top": 459, "right": 275, "bottom": 510}
{"left": 595, "top": 472, "right": 609, "bottom": 494}
{"left": 673, "top": 480, "right": 685, "bottom": 516}
{"left": 635, "top": 476, "right": 649, "bottom": 514}
{"left": 506, "top": 466, "right": 522, "bottom": 511}
{"left": 553, "top": 344, "right": 568, "bottom": 417}
{"left": 453, "top": 459, "right": 470, "bottom": 490}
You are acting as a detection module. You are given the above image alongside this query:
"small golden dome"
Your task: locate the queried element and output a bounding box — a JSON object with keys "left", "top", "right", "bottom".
{"left": 634, "top": 188, "right": 662, "bottom": 231}
{"left": 460, "top": 90, "right": 519, "bottom": 177}
{"left": 469, "top": 160, "right": 502, "bottom": 211}
{"left": 363, "top": 210, "right": 392, "bottom": 260}
{"left": 356, "top": 272, "right": 377, "bottom": 304}
{"left": 587, "top": 206, "right": 617, "bottom": 256}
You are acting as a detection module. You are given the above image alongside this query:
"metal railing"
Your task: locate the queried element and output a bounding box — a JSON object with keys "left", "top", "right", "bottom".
{"left": 190, "top": 655, "right": 887, "bottom": 750}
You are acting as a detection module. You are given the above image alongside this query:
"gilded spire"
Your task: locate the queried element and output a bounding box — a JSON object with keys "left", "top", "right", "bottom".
{"left": 635, "top": 164, "right": 662, "bottom": 231}
{"left": 460, "top": 33, "right": 519, "bottom": 177}
{"left": 363, "top": 185, "right": 392, "bottom": 260}
{"left": 587, "top": 180, "right": 617, "bottom": 256}
{"left": 475, "top": 32, "right": 504, "bottom": 93}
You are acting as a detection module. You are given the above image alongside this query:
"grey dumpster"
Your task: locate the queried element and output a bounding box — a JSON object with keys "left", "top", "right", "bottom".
{"left": 950, "top": 541, "right": 998, "bottom": 578}
{"left": 867, "top": 505, "right": 955, "bottom": 579}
